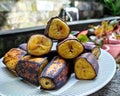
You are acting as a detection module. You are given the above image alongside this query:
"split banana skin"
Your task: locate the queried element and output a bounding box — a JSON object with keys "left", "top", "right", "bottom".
{"left": 2, "top": 16, "right": 100, "bottom": 90}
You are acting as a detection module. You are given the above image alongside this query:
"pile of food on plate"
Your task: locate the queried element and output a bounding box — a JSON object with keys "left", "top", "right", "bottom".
{"left": 2, "top": 16, "right": 101, "bottom": 90}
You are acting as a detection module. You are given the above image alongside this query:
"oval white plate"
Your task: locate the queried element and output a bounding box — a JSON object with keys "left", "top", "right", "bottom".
{"left": 0, "top": 49, "right": 116, "bottom": 96}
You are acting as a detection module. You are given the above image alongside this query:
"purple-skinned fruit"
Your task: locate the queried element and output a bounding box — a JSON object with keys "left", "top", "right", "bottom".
{"left": 57, "top": 34, "right": 84, "bottom": 59}
{"left": 39, "top": 56, "right": 71, "bottom": 90}
{"left": 74, "top": 52, "right": 99, "bottom": 80}
{"left": 44, "top": 16, "right": 70, "bottom": 40}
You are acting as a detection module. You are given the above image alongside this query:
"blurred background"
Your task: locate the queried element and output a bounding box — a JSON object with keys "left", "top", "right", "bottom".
{"left": 0, "top": 0, "right": 120, "bottom": 31}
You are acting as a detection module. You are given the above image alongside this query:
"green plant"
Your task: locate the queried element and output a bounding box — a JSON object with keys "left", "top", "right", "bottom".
{"left": 77, "top": 34, "right": 89, "bottom": 43}
{"left": 104, "top": 0, "right": 120, "bottom": 16}
{"left": 95, "top": 0, "right": 120, "bottom": 16}
{"left": 89, "top": 19, "right": 120, "bottom": 47}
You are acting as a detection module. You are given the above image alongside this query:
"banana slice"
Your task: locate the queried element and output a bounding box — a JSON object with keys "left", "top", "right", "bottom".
{"left": 45, "top": 17, "right": 70, "bottom": 40}
{"left": 27, "top": 34, "right": 53, "bottom": 56}
{"left": 39, "top": 56, "right": 70, "bottom": 90}
{"left": 16, "top": 55, "right": 48, "bottom": 85}
{"left": 83, "top": 42, "right": 101, "bottom": 59}
{"left": 74, "top": 52, "right": 99, "bottom": 80}
{"left": 57, "top": 34, "right": 84, "bottom": 59}
{"left": 3, "top": 48, "right": 27, "bottom": 73}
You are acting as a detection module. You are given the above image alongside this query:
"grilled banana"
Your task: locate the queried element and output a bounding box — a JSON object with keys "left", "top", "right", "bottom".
{"left": 45, "top": 17, "right": 70, "bottom": 40}
{"left": 39, "top": 56, "right": 70, "bottom": 90}
{"left": 74, "top": 52, "right": 99, "bottom": 80}
{"left": 27, "top": 34, "right": 53, "bottom": 56}
{"left": 57, "top": 34, "right": 84, "bottom": 59}
{"left": 16, "top": 55, "right": 48, "bottom": 85}
{"left": 83, "top": 42, "right": 101, "bottom": 59}
{"left": 3, "top": 48, "right": 27, "bottom": 73}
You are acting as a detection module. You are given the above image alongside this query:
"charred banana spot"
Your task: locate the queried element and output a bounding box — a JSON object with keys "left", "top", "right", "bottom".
{"left": 16, "top": 61, "right": 40, "bottom": 85}
{"left": 45, "top": 58, "right": 66, "bottom": 77}
{"left": 54, "top": 66, "right": 69, "bottom": 84}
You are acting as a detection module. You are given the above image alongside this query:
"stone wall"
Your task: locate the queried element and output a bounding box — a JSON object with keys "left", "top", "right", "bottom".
{"left": 0, "top": 0, "right": 69, "bottom": 30}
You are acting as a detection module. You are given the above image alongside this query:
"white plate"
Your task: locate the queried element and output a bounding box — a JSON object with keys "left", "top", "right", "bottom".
{"left": 0, "top": 49, "right": 116, "bottom": 96}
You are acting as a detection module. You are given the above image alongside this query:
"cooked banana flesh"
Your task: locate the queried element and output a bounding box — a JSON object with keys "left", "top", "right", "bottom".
{"left": 40, "top": 78, "right": 55, "bottom": 90}
{"left": 46, "top": 17, "right": 70, "bottom": 40}
{"left": 57, "top": 40, "right": 84, "bottom": 59}
{"left": 27, "top": 34, "right": 52, "bottom": 56}
{"left": 3, "top": 48, "right": 26, "bottom": 71}
{"left": 92, "top": 47, "right": 101, "bottom": 59}
{"left": 75, "top": 58, "right": 96, "bottom": 79}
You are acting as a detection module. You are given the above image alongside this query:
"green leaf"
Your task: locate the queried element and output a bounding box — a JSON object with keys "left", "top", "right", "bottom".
{"left": 77, "top": 34, "right": 89, "bottom": 43}
{"left": 104, "top": 0, "right": 120, "bottom": 15}
{"left": 109, "top": 20, "right": 118, "bottom": 25}
{"left": 115, "top": 0, "right": 120, "bottom": 7}
{"left": 70, "top": 31, "right": 79, "bottom": 36}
